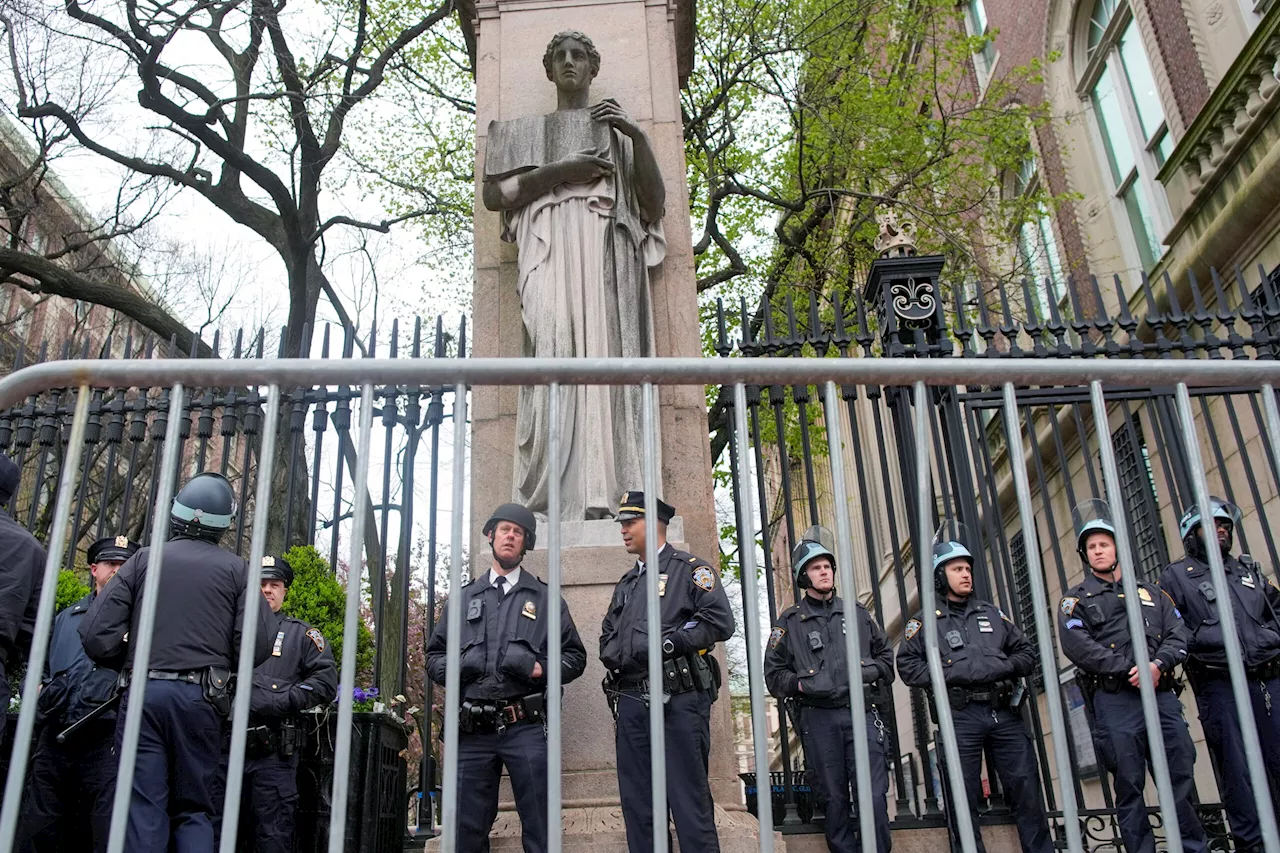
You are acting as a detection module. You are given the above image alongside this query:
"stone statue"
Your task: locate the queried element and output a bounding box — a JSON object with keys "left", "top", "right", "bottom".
{"left": 482, "top": 31, "right": 667, "bottom": 520}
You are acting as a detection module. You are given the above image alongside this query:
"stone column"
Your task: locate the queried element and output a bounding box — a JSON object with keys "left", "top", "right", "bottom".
{"left": 462, "top": 0, "right": 772, "bottom": 850}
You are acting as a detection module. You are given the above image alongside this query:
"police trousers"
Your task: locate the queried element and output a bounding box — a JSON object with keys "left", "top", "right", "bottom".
{"left": 238, "top": 752, "right": 300, "bottom": 853}
{"left": 453, "top": 720, "right": 547, "bottom": 853}
{"left": 946, "top": 702, "right": 1052, "bottom": 853}
{"left": 1091, "top": 688, "right": 1206, "bottom": 853}
{"left": 615, "top": 688, "right": 721, "bottom": 853}
{"left": 1194, "top": 674, "right": 1280, "bottom": 851}
{"left": 117, "top": 680, "right": 227, "bottom": 853}
{"left": 798, "top": 705, "right": 892, "bottom": 853}
{"left": 18, "top": 720, "right": 116, "bottom": 853}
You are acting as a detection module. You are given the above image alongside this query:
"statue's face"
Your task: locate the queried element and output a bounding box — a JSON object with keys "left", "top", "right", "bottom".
{"left": 549, "top": 37, "right": 593, "bottom": 93}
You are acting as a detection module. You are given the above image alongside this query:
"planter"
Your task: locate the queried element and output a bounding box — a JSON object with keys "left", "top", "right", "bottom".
{"left": 296, "top": 711, "right": 410, "bottom": 853}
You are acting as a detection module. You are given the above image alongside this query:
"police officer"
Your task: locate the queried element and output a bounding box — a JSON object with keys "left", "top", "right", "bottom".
{"left": 600, "top": 490, "right": 735, "bottom": 853}
{"left": 426, "top": 502, "right": 587, "bottom": 853}
{"left": 79, "top": 472, "right": 274, "bottom": 853}
{"left": 0, "top": 451, "right": 48, "bottom": 734}
{"left": 1158, "top": 497, "right": 1280, "bottom": 853}
{"left": 764, "top": 532, "right": 894, "bottom": 853}
{"left": 896, "top": 536, "right": 1052, "bottom": 853}
{"left": 1057, "top": 501, "right": 1206, "bottom": 853}
{"left": 239, "top": 555, "right": 338, "bottom": 853}
{"left": 19, "top": 534, "right": 137, "bottom": 852}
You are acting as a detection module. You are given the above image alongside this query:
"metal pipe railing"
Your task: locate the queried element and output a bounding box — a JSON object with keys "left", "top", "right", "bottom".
{"left": 0, "top": 356, "right": 1278, "bottom": 853}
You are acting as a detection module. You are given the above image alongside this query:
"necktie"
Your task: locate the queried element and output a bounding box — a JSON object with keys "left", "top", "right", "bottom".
{"left": 493, "top": 576, "right": 507, "bottom": 595}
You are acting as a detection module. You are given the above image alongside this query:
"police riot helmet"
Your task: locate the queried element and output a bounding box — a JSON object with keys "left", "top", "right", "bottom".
{"left": 932, "top": 520, "right": 975, "bottom": 595}
{"left": 169, "top": 472, "right": 237, "bottom": 542}
{"left": 260, "top": 555, "right": 294, "bottom": 586}
{"left": 791, "top": 525, "right": 837, "bottom": 590}
{"left": 1072, "top": 498, "right": 1117, "bottom": 571}
{"left": 483, "top": 502, "right": 537, "bottom": 551}
{"left": 1178, "top": 496, "right": 1240, "bottom": 560}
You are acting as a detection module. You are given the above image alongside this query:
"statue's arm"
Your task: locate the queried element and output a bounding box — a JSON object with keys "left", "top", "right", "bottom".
{"left": 591, "top": 100, "right": 665, "bottom": 225}
{"left": 482, "top": 153, "right": 614, "bottom": 212}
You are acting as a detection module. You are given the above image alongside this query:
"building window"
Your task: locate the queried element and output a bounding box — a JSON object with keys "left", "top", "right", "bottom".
{"left": 964, "top": 0, "right": 997, "bottom": 87}
{"left": 1112, "top": 414, "right": 1168, "bottom": 581}
{"left": 1079, "top": 0, "right": 1171, "bottom": 272}
{"left": 1009, "top": 158, "right": 1067, "bottom": 320}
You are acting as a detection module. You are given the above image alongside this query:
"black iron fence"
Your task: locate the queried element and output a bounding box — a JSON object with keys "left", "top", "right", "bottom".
{"left": 714, "top": 260, "right": 1280, "bottom": 850}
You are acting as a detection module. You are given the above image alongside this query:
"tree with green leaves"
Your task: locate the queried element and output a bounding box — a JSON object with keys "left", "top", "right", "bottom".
{"left": 282, "top": 545, "right": 374, "bottom": 683}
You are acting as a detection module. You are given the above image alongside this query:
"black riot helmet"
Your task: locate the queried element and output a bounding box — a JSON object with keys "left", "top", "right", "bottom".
{"left": 169, "top": 472, "right": 237, "bottom": 543}
{"left": 791, "top": 525, "right": 837, "bottom": 590}
{"left": 483, "top": 503, "right": 537, "bottom": 569}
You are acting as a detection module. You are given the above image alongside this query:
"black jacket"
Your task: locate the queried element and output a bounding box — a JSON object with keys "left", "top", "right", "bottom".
{"left": 763, "top": 593, "right": 893, "bottom": 701}
{"left": 79, "top": 537, "right": 274, "bottom": 672}
{"left": 0, "top": 511, "right": 47, "bottom": 655}
{"left": 599, "top": 543, "right": 735, "bottom": 676}
{"left": 251, "top": 612, "right": 339, "bottom": 719}
{"left": 426, "top": 567, "right": 587, "bottom": 702}
{"left": 1158, "top": 553, "right": 1280, "bottom": 668}
{"left": 1058, "top": 573, "right": 1189, "bottom": 675}
{"left": 896, "top": 597, "right": 1037, "bottom": 688}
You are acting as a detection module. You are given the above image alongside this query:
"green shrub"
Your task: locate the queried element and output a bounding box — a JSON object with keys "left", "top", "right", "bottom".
{"left": 55, "top": 570, "right": 91, "bottom": 612}
{"left": 281, "top": 545, "right": 374, "bottom": 680}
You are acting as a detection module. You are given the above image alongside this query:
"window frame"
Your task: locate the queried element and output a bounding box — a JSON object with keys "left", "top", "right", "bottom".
{"left": 1074, "top": 0, "right": 1173, "bottom": 273}
{"left": 962, "top": 0, "right": 1000, "bottom": 91}
{"left": 1005, "top": 159, "right": 1070, "bottom": 326}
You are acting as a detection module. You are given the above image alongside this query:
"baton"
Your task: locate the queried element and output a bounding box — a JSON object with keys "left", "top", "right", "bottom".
{"left": 55, "top": 692, "right": 120, "bottom": 744}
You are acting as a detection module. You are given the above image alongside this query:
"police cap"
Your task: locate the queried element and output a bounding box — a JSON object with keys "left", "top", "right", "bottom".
{"left": 260, "top": 555, "right": 294, "bottom": 586}
{"left": 87, "top": 535, "right": 139, "bottom": 565}
{"left": 0, "top": 452, "right": 19, "bottom": 505}
{"left": 616, "top": 491, "right": 675, "bottom": 523}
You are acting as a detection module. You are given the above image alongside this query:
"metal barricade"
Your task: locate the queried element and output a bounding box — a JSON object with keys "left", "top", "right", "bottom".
{"left": 0, "top": 355, "right": 1275, "bottom": 853}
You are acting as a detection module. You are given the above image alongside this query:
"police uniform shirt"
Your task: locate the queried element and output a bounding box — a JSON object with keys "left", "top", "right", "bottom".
{"left": 251, "top": 612, "right": 339, "bottom": 718}
{"left": 896, "top": 597, "right": 1037, "bottom": 688}
{"left": 426, "top": 567, "right": 587, "bottom": 702}
{"left": 1058, "top": 573, "right": 1189, "bottom": 676}
{"left": 40, "top": 591, "right": 119, "bottom": 724}
{"left": 79, "top": 538, "right": 275, "bottom": 672}
{"left": 599, "top": 542, "right": 736, "bottom": 676}
{"left": 0, "top": 511, "right": 48, "bottom": 653}
{"left": 1158, "top": 553, "right": 1280, "bottom": 668}
{"left": 763, "top": 594, "right": 893, "bottom": 701}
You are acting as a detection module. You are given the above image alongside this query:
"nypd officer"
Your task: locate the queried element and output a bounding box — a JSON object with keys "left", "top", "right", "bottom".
{"left": 1057, "top": 501, "right": 1206, "bottom": 853}
{"left": 239, "top": 555, "right": 338, "bottom": 853}
{"left": 600, "top": 491, "right": 735, "bottom": 853}
{"left": 19, "top": 534, "right": 138, "bottom": 852}
{"left": 896, "top": 535, "right": 1052, "bottom": 853}
{"left": 426, "top": 502, "right": 587, "bottom": 853}
{"left": 0, "top": 451, "right": 48, "bottom": 734}
{"left": 764, "top": 532, "right": 894, "bottom": 853}
{"left": 80, "top": 472, "right": 274, "bottom": 853}
{"left": 1158, "top": 497, "right": 1280, "bottom": 853}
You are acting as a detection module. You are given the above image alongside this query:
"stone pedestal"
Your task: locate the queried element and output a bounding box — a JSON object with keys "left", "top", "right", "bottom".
{"left": 460, "top": 0, "right": 751, "bottom": 847}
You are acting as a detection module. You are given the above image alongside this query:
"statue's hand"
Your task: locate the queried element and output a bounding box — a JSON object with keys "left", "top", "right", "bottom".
{"left": 591, "top": 99, "right": 642, "bottom": 139}
{"left": 557, "top": 148, "right": 614, "bottom": 184}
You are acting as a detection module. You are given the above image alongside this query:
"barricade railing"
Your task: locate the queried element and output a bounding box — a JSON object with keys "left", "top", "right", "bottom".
{"left": 0, "top": 356, "right": 1276, "bottom": 853}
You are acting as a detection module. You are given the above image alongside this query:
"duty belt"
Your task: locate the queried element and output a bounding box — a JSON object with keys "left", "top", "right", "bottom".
{"left": 459, "top": 693, "right": 546, "bottom": 733}
{"left": 1189, "top": 656, "right": 1280, "bottom": 683}
{"left": 616, "top": 652, "right": 715, "bottom": 696}
{"left": 1079, "top": 671, "right": 1175, "bottom": 694}
{"left": 948, "top": 682, "right": 1013, "bottom": 711}
{"left": 146, "top": 670, "right": 202, "bottom": 683}
{"left": 797, "top": 680, "right": 892, "bottom": 710}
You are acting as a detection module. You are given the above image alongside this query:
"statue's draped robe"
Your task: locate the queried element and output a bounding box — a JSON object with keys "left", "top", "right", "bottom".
{"left": 495, "top": 123, "right": 665, "bottom": 519}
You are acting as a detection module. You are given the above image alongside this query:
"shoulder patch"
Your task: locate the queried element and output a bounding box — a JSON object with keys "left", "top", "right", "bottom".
{"left": 769, "top": 626, "right": 786, "bottom": 649}
{"left": 905, "top": 619, "right": 921, "bottom": 640}
{"left": 1060, "top": 597, "right": 1079, "bottom": 617}
{"left": 998, "top": 608, "right": 1012, "bottom": 622}
{"left": 692, "top": 566, "right": 716, "bottom": 592}
{"left": 305, "top": 628, "right": 326, "bottom": 653}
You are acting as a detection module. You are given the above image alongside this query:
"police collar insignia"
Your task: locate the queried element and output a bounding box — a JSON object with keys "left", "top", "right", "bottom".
{"left": 522, "top": 600, "right": 538, "bottom": 620}
{"left": 306, "top": 628, "right": 326, "bottom": 652}
{"left": 768, "top": 626, "right": 785, "bottom": 649}
{"left": 692, "top": 566, "right": 716, "bottom": 592}
{"left": 1137, "top": 587, "right": 1154, "bottom": 606}
{"left": 1061, "top": 597, "right": 1079, "bottom": 616}
{"left": 904, "top": 619, "right": 921, "bottom": 640}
